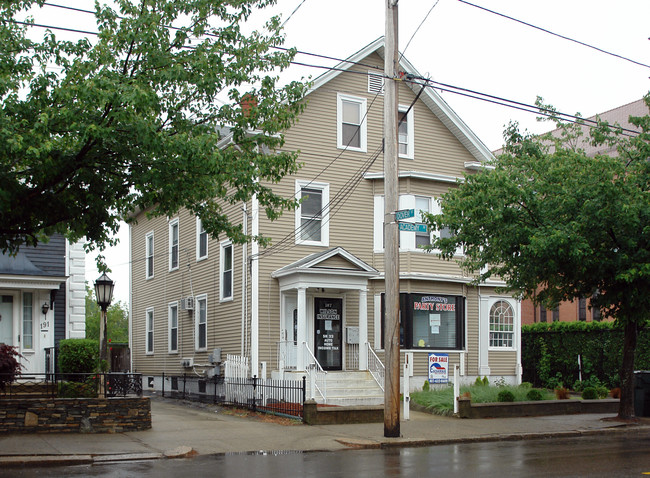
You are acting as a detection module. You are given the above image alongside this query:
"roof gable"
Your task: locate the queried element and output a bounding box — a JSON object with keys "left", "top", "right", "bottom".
{"left": 307, "top": 37, "right": 493, "bottom": 164}
{"left": 271, "top": 247, "right": 377, "bottom": 279}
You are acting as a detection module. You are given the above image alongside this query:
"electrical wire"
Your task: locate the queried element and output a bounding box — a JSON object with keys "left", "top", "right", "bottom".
{"left": 399, "top": 0, "right": 440, "bottom": 63}
{"left": 458, "top": 0, "right": 650, "bottom": 70}
{"left": 280, "top": 0, "right": 308, "bottom": 28}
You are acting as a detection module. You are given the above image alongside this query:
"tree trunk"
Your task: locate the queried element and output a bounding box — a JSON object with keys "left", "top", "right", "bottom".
{"left": 618, "top": 320, "right": 638, "bottom": 419}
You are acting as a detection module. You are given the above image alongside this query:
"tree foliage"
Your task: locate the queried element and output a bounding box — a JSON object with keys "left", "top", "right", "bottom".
{"left": 0, "top": 0, "right": 307, "bottom": 257}
{"left": 424, "top": 95, "right": 650, "bottom": 418}
{"left": 0, "top": 344, "right": 24, "bottom": 390}
{"left": 85, "top": 285, "right": 129, "bottom": 344}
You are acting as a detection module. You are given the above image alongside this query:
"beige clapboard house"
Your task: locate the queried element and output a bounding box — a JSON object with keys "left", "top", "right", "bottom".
{"left": 129, "top": 38, "right": 522, "bottom": 404}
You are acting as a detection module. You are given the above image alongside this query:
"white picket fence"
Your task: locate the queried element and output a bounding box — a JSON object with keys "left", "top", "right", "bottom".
{"left": 224, "top": 354, "right": 250, "bottom": 403}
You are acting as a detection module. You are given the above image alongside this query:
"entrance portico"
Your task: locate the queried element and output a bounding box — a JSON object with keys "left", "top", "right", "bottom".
{"left": 271, "top": 248, "right": 377, "bottom": 372}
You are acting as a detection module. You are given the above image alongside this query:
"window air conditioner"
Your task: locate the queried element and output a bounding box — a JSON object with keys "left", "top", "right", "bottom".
{"left": 180, "top": 358, "right": 193, "bottom": 368}
{"left": 181, "top": 296, "right": 194, "bottom": 311}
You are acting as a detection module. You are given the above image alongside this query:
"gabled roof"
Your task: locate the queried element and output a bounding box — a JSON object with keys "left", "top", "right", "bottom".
{"left": 308, "top": 37, "right": 494, "bottom": 164}
{"left": 271, "top": 247, "right": 378, "bottom": 279}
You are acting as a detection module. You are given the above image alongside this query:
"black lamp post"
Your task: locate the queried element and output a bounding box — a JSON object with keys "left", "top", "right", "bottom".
{"left": 94, "top": 272, "right": 115, "bottom": 371}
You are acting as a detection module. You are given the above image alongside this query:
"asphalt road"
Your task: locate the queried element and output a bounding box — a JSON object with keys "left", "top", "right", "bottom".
{"left": 4, "top": 434, "right": 650, "bottom": 478}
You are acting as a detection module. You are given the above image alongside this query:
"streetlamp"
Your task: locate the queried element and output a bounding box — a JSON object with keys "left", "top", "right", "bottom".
{"left": 94, "top": 272, "right": 115, "bottom": 371}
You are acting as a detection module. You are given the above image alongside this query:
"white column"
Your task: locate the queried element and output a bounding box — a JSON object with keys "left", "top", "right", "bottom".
{"left": 296, "top": 287, "right": 307, "bottom": 371}
{"left": 478, "top": 295, "right": 491, "bottom": 377}
{"left": 358, "top": 288, "right": 368, "bottom": 370}
{"left": 251, "top": 194, "right": 260, "bottom": 378}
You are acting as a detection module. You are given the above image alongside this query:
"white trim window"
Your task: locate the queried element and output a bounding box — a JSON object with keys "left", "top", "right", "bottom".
{"left": 489, "top": 300, "right": 515, "bottom": 349}
{"left": 398, "top": 105, "right": 415, "bottom": 159}
{"left": 196, "top": 217, "right": 208, "bottom": 261}
{"left": 295, "top": 180, "right": 329, "bottom": 246}
{"left": 146, "top": 307, "right": 154, "bottom": 354}
{"left": 145, "top": 231, "right": 154, "bottom": 279}
{"left": 415, "top": 196, "right": 431, "bottom": 248}
{"left": 337, "top": 93, "right": 367, "bottom": 152}
{"left": 220, "top": 241, "right": 233, "bottom": 301}
{"left": 195, "top": 295, "right": 207, "bottom": 351}
{"left": 169, "top": 218, "right": 179, "bottom": 271}
{"left": 22, "top": 292, "right": 33, "bottom": 350}
{"left": 168, "top": 302, "right": 178, "bottom": 353}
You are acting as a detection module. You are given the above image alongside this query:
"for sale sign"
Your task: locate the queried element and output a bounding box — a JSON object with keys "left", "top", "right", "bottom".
{"left": 428, "top": 353, "right": 449, "bottom": 384}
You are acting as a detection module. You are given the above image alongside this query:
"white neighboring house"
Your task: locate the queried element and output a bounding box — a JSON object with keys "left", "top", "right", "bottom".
{"left": 0, "top": 234, "right": 86, "bottom": 374}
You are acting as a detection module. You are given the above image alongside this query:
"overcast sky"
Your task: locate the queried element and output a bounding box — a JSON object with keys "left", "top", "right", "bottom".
{"left": 59, "top": 0, "right": 650, "bottom": 305}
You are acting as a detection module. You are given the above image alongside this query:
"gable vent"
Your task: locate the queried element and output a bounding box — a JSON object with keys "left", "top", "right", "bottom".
{"left": 368, "top": 71, "right": 384, "bottom": 95}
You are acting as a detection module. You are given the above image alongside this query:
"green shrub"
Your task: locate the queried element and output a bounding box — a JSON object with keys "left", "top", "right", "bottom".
{"left": 58, "top": 339, "right": 99, "bottom": 379}
{"left": 497, "top": 390, "right": 515, "bottom": 402}
{"left": 526, "top": 389, "right": 543, "bottom": 401}
{"left": 58, "top": 377, "right": 98, "bottom": 398}
{"left": 581, "top": 387, "right": 598, "bottom": 400}
{"left": 482, "top": 376, "right": 489, "bottom": 386}
{"left": 422, "top": 380, "right": 430, "bottom": 392}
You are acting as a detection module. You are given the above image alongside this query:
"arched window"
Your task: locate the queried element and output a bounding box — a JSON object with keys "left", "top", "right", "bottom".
{"left": 489, "top": 300, "right": 514, "bottom": 348}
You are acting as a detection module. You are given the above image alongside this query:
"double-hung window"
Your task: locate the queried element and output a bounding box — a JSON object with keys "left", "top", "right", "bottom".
{"left": 489, "top": 300, "right": 515, "bottom": 348}
{"left": 168, "top": 302, "right": 178, "bottom": 353}
{"left": 196, "top": 217, "right": 208, "bottom": 261}
{"left": 145, "top": 232, "right": 154, "bottom": 279}
{"left": 337, "top": 93, "right": 367, "bottom": 152}
{"left": 146, "top": 308, "right": 154, "bottom": 354}
{"left": 295, "top": 180, "right": 329, "bottom": 246}
{"left": 169, "top": 218, "right": 179, "bottom": 271}
{"left": 398, "top": 105, "right": 414, "bottom": 159}
{"left": 415, "top": 196, "right": 431, "bottom": 248}
{"left": 220, "top": 241, "right": 233, "bottom": 301}
{"left": 195, "top": 295, "right": 207, "bottom": 351}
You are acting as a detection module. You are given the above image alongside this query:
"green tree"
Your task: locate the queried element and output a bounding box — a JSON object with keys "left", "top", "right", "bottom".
{"left": 424, "top": 96, "right": 650, "bottom": 419}
{"left": 85, "top": 285, "right": 129, "bottom": 344}
{"left": 0, "top": 1, "right": 306, "bottom": 257}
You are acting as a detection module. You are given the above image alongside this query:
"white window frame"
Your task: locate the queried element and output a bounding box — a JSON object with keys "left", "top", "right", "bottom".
{"left": 488, "top": 299, "right": 517, "bottom": 350}
{"left": 22, "top": 292, "right": 33, "bottom": 350}
{"left": 337, "top": 93, "right": 367, "bottom": 152}
{"left": 146, "top": 307, "right": 154, "bottom": 355}
{"left": 145, "top": 231, "right": 154, "bottom": 279}
{"left": 168, "top": 302, "right": 178, "bottom": 354}
{"left": 414, "top": 195, "right": 432, "bottom": 248}
{"left": 196, "top": 217, "right": 208, "bottom": 261}
{"left": 220, "top": 241, "right": 233, "bottom": 301}
{"left": 398, "top": 104, "right": 415, "bottom": 159}
{"left": 195, "top": 294, "right": 207, "bottom": 351}
{"left": 169, "top": 218, "right": 179, "bottom": 271}
{"left": 295, "top": 180, "right": 330, "bottom": 247}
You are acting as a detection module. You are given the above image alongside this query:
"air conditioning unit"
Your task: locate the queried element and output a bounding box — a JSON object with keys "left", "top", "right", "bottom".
{"left": 180, "top": 358, "right": 193, "bottom": 368}
{"left": 208, "top": 348, "right": 222, "bottom": 364}
{"left": 181, "top": 296, "right": 194, "bottom": 311}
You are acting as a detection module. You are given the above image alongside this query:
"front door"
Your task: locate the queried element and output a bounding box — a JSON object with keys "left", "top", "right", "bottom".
{"left": 314, "top": 297, "right": 342, "bottom": 371}
{"left": 0, "top": 295, "right": 13, "bottom": 345}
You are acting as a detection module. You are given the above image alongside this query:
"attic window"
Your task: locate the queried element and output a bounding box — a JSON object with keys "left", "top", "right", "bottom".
{"left": 368, "top": 71, "right": 384, "bottom": 95}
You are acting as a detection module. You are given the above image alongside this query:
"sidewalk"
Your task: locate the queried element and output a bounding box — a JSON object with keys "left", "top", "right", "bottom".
{"left": 1, "top": 396, "right": 649, "bottom": 467}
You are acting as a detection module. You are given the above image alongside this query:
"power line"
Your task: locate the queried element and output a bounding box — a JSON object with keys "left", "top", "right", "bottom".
{"left": 399, "top": 0, "right": 440, "bottom": 63}
{"left": 458, "top": 0, "right": 650, "bottom": 70}
{"left": 280, "top": 0, "right": 308, "bottom": 28}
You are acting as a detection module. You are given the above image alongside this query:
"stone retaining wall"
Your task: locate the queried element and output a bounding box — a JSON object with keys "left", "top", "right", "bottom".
{"left": 303, "top": 400, "right": 383, "bottom": 425}
{"left": 0, "top": 397, "right": 151, "bottom": 433}
{"left": 457, "top": 396, "right": 619, "bottom": 419}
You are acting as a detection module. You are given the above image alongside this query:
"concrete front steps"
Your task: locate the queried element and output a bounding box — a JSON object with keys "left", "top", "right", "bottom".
{"left": 284, "top": 370, "right": 384, "bottom": 406}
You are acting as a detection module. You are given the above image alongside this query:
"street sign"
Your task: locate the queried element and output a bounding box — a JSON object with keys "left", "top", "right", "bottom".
{"left": 395, "top": 209, "right": 415, "bottom": 221}
{"left": 398, "top": 222, "right": 428, "bottom": 233}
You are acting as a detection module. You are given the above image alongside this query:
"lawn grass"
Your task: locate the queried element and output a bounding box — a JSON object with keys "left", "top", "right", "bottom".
{"left": 410, "top": 383, "right": 555, "bottom": 416}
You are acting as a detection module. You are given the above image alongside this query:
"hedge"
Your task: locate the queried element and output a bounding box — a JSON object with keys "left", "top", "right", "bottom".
{"left": 522, "top": 321, "right": 650, "bottom": 389}
{"left": 58, "top": 338, "right": 99, "bottom": 377}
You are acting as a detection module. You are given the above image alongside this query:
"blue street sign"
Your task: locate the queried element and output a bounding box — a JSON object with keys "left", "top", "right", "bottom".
{"left": 398, "top": 222, "right": 428, "bottom": 233}
{"left": 395, "top": 209, "right": 415, "bottom": 221}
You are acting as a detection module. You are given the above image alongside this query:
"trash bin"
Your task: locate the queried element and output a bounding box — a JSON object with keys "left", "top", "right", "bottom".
{"left": 634, "top": 371, "right": 650, "bottom": 417}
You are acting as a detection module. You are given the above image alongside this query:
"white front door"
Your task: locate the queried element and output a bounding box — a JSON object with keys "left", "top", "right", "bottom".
{"left": 282, "top": 295, "right": 297, "bottom": 369}
{"left": 0, "top": 295, "right": 13, "bottom": 345}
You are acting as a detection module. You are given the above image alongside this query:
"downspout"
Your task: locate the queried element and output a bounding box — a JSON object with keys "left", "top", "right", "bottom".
{"left": 241, "top": 203, "right": 248, "bottom": 356}
{"left": 128, "top": 223, "right": 133, "bottom": 372}
{"left": 251, "top": 193, "right": 260, "bottom": 378}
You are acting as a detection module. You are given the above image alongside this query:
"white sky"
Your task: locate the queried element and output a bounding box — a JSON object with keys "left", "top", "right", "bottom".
{"left": 45, "top": 0, "right": 648, "bottom": 306}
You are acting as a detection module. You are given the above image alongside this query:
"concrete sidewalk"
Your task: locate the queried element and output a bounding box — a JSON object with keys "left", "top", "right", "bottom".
{"left": 1, "top": 396, "right": 649, "bottom": 467}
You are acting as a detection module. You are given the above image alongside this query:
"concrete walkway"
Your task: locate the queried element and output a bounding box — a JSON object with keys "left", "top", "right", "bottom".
{"left": 1, "top": 396, "right": 649, "bottom": 467}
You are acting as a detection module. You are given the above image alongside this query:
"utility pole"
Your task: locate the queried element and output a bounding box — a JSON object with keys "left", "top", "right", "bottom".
{"left": 383, "top": 0, "right": 400, "bottom": 438}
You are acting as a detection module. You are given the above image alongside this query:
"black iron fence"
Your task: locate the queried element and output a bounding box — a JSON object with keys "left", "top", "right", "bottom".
{"left": 0, "top": 373, "right": 143, "bottom": 399}
{"left": 161, "top": 373, "right": 306, "bottom": 419}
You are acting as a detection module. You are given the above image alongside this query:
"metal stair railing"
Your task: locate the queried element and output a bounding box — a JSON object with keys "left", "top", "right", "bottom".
{"left": 366, "top": 343, "right": 385, "bottom": 391}
{"left": 302, "top": 342, "right": 327, "bottom": 402}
